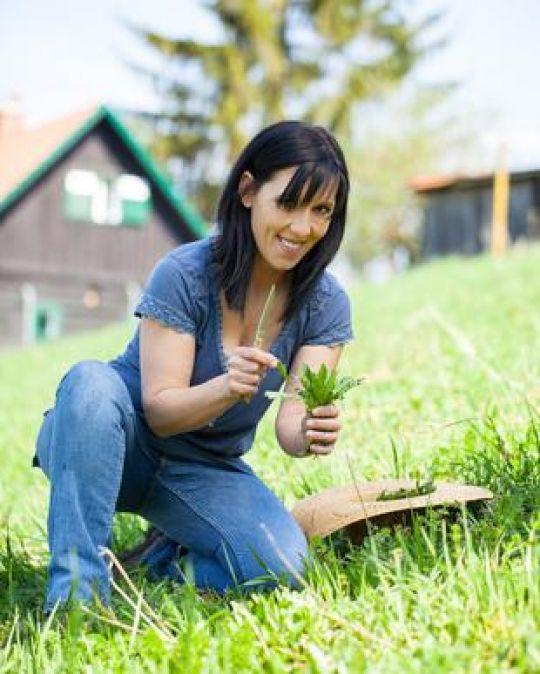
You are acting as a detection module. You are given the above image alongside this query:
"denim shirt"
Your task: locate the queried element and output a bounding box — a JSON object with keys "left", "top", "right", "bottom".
{"left": 110, "top": 237, "right": 353, "bottom": 462}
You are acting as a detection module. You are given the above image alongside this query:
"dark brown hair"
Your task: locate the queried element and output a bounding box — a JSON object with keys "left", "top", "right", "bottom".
{"left": 213, "top": 120, "right": 349, "bottom": 321}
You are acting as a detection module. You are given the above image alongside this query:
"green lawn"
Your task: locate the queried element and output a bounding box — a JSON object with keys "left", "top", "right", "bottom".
{"left": 1, "top": 247, "right": 539, "bottom": 672}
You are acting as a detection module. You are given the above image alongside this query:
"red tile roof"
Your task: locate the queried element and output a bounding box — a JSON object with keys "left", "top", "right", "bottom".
{"left": 409, "top": 174, "right": 461, "bottom": 192}
{"left": 0, "top": 103, "right": 206, "bottom": 237}
{"left": 0, "top": 104, "right": 98, "bottom": 200}
{"left": 409, "top": 170, "right": 533, "bottom": 193}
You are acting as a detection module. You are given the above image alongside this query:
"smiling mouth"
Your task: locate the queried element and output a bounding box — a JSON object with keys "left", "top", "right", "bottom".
{"left": 277, "top": 235, "right": 305, "bottom": 252}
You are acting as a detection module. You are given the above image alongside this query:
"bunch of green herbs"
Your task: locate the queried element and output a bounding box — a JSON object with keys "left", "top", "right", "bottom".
{"left": 268, "top": 362, "right": 363, "bottom": 412}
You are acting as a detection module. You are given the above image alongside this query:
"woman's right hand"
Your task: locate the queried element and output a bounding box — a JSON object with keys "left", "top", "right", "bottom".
{"left": 224, "top": 346, "right": 278, "bottom": 400}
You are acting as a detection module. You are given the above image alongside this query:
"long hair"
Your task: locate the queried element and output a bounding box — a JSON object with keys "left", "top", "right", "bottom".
{"left": 213, "top": 120, "right": 349, "bottom": 321}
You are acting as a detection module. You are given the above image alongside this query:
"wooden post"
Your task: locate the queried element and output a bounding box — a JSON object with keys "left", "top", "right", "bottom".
{"left": 491, "top": 151, "right": 509, "bottom": 257}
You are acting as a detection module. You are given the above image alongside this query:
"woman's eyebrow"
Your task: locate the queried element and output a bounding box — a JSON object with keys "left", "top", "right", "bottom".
{"left": 312, "top": 191, "right": 336, "bottom": 207}
{"left": 313, "top": 180, "right": 338, "bottom": 205}
{"left": 318, "top": 197, "right": 336, "bottom": 206}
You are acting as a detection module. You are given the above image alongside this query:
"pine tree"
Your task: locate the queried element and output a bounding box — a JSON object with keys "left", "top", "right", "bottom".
{"left": 134, "top": 0, "right": 440, "bottom": 217}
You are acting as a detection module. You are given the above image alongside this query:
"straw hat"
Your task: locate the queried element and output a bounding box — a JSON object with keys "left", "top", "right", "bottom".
{"left": 292, "top": 479, "right": 493, "bottom": 542}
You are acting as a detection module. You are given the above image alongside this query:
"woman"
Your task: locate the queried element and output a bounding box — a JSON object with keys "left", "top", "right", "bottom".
{"left": 35, "top": 120, "right": 353, "bottom": 611}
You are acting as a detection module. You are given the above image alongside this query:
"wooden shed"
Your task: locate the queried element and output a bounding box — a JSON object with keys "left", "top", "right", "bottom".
{"left": 0, "top": 102, "right": 205, "bottom": 347}
{"left": 411, "top": 170, "right": 540, "bottom": 258}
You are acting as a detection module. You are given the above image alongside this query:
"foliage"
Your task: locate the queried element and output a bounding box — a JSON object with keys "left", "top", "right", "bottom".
{"left": 1, "top": 245, "right": 540, "bottom": 671}
{"left": 297, "top": 364, "right": 363, "bottom": 413}
{"left": 376, "top": 475, "right": 436, "bottom": 501}
{"left": 439, "top": 413, "right": 540, "bottom": 534}
{"left": 131, "top": 0, "right": 441, "bottom": 217}
{"left": 342, "top": 85, "right": 477, "bottom": 266}
{"left": 267, "top": 363, "right": 363, "bottom": 412}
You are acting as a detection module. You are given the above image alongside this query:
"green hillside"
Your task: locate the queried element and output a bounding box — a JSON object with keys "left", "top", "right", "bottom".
{"left": 1, "top": 246, "right": 539, "bottom": 672}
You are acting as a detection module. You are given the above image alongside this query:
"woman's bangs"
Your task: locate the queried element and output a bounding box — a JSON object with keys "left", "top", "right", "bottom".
{"left": 277, "top": 162, "right": 344, "bottom": 209}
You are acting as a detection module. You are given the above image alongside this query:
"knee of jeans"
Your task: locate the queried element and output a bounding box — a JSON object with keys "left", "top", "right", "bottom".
{"left": 241, "top": 523, "right": 309, "bottom": 590}
{"left": 56, "top": 360, "right": 131, "bottom": 423}
{"left": 35, "top": 409, "right": 54, "bottom": 477}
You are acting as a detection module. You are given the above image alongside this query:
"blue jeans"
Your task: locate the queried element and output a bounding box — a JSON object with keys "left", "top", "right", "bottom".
{"left": 35, "top": 360, "right": 308, "bottom": 611}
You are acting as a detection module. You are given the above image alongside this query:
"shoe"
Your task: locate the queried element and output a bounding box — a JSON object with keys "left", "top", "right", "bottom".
{"left": 118, "top": 527, "right": 165, "bottom": 569}
{"left": 118, "top": 527, "right": 184, "bottom": 582}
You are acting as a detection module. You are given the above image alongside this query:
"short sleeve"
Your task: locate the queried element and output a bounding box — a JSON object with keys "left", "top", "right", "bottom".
{"left": 302, "top": 279, "right": 354, "bottom": 347}
{"left": 135, "top": 253, "right": 198, "bottom": 335}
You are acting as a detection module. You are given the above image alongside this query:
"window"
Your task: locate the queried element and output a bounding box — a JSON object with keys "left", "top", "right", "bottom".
{"left": 64, "top": 170, "right": 150, "bottom": 226}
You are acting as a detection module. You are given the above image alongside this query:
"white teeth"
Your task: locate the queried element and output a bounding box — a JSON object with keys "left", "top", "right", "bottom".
{"left": 278, "top": 236, "right": 302, "bottom": 250}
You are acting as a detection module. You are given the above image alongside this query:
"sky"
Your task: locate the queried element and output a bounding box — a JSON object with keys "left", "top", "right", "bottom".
{"left": 1, "top": 0, "right": 539, "bottom": 173}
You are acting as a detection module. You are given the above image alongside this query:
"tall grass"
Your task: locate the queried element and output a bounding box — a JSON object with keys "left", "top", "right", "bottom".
{"left": 1, "top": 246, "right": 539, "bottom": 672}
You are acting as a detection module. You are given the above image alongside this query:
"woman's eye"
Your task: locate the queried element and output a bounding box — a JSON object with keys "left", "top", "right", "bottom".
{"left": 315, "top": 205, "right": 333, "bottom": 218}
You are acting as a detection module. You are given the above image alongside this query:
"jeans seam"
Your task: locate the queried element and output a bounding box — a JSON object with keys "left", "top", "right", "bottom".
{"left": 134, "top": 457, "right": 166, "bottom": 514}
{"left": 102, "top": 430, "right": 127, "bottom": 553}
{"left": 154, "top": 475, "right": 249, "bottom": 583}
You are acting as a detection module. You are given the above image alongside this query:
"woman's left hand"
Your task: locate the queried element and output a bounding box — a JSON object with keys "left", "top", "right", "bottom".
{"left": 303, "top": 404, "right": 341, "bottom": 456}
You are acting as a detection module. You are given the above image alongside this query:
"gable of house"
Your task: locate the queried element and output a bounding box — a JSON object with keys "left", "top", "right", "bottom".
{"left": 0, "top": 104, "right": 206, "bottom": 238}
{"left": 0, "top": 104, "right": 206, "bottom": 346}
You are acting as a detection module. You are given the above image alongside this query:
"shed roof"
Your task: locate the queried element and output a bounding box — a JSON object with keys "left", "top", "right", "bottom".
{"left": 0, "top": 104, "right": 206, "bottom": 238}
{"left": 410, "top": 167, "right": 540, "bottom": 194}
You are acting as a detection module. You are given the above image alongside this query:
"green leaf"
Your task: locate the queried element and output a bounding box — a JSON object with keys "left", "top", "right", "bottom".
{"left": 253, "top": 284, "right": 276, "bottom": 349}
{"left": 277, "top": 360, "right": 289, "bottom": 382}
{"left": 265, "top": 362, "right": 362, "bottom": 412}
{"left": 296, "top": 364, "right": 363, "bottom": 412}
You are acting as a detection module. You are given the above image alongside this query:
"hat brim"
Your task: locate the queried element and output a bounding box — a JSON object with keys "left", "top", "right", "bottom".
{"left": 292, "top": 479, "right": 493, "bottom": 541}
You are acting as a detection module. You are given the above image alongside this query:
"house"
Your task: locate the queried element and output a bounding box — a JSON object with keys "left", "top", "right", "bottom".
{"left": 0, "top": 101, "right": 205, "bottom": 347}
{"left": 411, "top": 169, "right": 540, "bottom": 258}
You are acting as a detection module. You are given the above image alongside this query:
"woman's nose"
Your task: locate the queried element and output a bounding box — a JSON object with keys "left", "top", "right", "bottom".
{"left": 288, "top": 209, "right": 312, "bottom": 238}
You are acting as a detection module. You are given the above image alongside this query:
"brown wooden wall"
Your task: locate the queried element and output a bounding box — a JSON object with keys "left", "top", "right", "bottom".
{"left": 0, "top": 121, "right": 199, "bottom": 345}
{"left": 0, "top": 276, "right": 133, "bottom": 346}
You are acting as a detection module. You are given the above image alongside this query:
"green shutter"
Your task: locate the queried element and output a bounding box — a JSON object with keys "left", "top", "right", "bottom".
{"left": 122, "top": 196, "right": 150, "bottom": 226}
{"left": 64, "top": 169, "right": 98, "bottom": 222}
{"left": 117, "top": 175, "right": 151, "bottom": 227}
{"left": 64, "top": 191, "right": 93, "bottom": 222}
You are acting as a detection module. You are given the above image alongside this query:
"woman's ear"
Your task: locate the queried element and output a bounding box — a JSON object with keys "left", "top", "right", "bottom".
{"left": 238, "top": 171, "right": 255, "bottom": 208}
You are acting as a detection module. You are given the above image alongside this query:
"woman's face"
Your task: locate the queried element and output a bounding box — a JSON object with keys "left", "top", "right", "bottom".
{"left": 240, "top": 166, "right": 337, "bottom": 273}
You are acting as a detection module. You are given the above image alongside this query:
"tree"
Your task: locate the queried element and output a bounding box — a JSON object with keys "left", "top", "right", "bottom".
{"left": 133, "top": 0, "right": 441, "bottom": 217}
{"left": 343, "top": 85, "right": 475, "bottom": 267}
